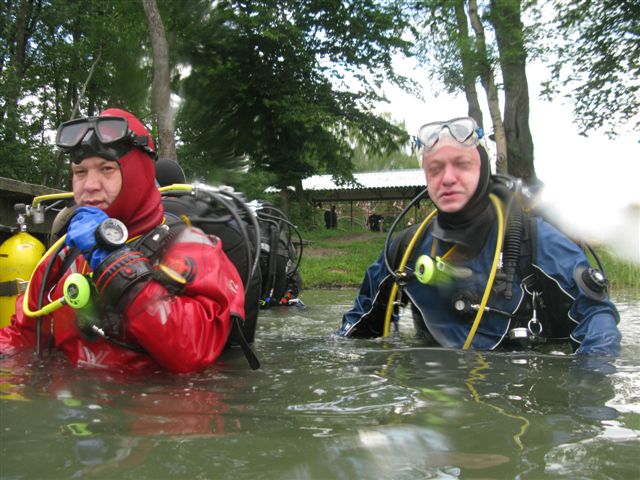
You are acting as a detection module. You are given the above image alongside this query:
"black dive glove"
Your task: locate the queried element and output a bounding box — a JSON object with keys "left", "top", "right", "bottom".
{"left": 93, "top": 246, "right": 153, "bottom": 312}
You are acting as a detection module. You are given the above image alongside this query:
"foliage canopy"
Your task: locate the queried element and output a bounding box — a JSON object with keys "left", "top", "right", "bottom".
{"left": 0, "top": 0, "right": 413, "bottom": 193}
{"left": 545, "top": 0, "right": 640, "bottom": 136}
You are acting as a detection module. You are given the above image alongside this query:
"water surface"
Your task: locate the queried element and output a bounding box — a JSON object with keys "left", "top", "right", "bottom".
{"left": 1, "top": 290, "right": 638, "bottom": 479}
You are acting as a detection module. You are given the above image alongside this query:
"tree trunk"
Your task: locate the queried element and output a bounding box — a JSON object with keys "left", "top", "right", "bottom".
{"left": 1, "top": 0, "right": 34, "bottom": 136}
{"left": 467, "top": 0, "right": 508, "bottom": 173}
{"left": 141, "top": 0, "right": 177, "bottom": 161}
{"left": 489, "top": 0, "right": 536, "bottom": 183}
{"left": 279, "top": 188, "right": 291, "bottom": 217}
{"left": 453, "top": 0, "right": 483, "bottom": 129}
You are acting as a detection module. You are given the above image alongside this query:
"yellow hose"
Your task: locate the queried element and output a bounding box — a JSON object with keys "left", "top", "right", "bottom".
{"left": 462, "top": 193, "right": 504, "bottom": 349}
{"left": 157, "top": 184, "right": 193, "bottom": 193}
{"left": 31, "top": 192, "right": 73, "bottom": 208}
{"left": 383, "top": 209, "right": 438, "bottom": 336}
{"left": 22, "top": 235, "right": 68, "bottom": 317}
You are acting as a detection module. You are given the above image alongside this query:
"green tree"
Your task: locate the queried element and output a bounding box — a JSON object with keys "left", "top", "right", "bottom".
{"left": 1, "top": 0, "right": 152, "bottom": 186}
{"left": 350, "top": 118, "right": 418, "bottom": 171}
{"left": 545, "top": 0, "right": 640, "bottom": 137}
{"left": 175, "top": 0, "right": 413, "bottom": 207}
{"left": 413, "top": 0, "right": 537, "bottom": 182}
{"left": 2, "top": 0, "right": 419, "bottom": 199}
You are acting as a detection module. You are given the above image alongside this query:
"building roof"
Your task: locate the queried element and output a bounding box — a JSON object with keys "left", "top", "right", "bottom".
{"left": 302, "top": 169, "right": 426, "bottom": 202}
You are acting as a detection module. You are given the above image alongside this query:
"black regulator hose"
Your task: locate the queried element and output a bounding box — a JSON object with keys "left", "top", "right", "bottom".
{"left": 584, "top": 242, "right": 609, "bottom": 284}
{"left": 220, "top": 189, "right": 263, "bottom": 280}
{"left": 258, "top": 217, "right": 279, "bottom": 298}
{"left": 256, "top": 210, "right": 304, "bottom": 276}
{"left": 201, "top": 190, "right": 255, "bottom": 289}
{"left": 204, "top": 187, "right": 262, "bottom": 282}
{"left": 383, "top": 187, "right": 430, "bottom": 279}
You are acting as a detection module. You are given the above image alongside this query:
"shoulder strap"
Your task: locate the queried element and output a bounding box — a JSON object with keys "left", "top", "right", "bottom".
{"left": 131, "top": 218, "right": 185, "bottom": 261}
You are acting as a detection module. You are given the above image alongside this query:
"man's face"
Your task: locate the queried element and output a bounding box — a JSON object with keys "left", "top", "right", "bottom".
{"left": 71, "top": 156, "right": 122, "bottom": 210}
{"left": 422, "top": 141, "right": 481, "bottom": 213}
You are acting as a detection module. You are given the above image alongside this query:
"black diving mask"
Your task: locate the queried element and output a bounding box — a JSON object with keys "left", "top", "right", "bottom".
{"left": 56, "top": 116, "right": 155, "bottom": 163}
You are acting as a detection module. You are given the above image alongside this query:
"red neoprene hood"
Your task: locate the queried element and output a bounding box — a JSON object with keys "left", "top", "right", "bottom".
{"left": 101, "top": 108, "right": 163, "bottom": 238}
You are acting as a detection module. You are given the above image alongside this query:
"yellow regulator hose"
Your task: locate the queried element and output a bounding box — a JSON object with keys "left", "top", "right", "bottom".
{"left": 31, "top": 192, "right": 73, "bottom": 208}
{"left": 462, "top": 193, "right": 504, "bottom": 349}
{"left": 22, "top": 235, "right": 68, "bottom": 317}
{"left": 157, "top": 184, "right": 193, "bottom": 194}
{"left": 383, "top": 209, "right": 438, "bottom": 336}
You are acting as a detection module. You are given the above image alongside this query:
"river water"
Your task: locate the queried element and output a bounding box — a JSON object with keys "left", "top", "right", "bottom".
{"left": 1, "top": 289, "right": 639, "bottom": 479}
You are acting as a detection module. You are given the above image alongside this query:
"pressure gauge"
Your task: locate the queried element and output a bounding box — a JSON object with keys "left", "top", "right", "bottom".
{"left": 96, "top": 218, "right": 128, "bottom": 249}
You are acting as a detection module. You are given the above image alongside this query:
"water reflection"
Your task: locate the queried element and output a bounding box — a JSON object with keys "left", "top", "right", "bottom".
{"left": 0, "top": 290, "right": 638, "bottom": 479}
{"left": 302, "top": 349, "right": 622, "bottom": 478}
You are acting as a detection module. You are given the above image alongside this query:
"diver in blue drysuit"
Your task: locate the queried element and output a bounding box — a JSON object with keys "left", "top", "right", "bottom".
{"left": 338, "top": 117, "right": 621, "bottom": 356}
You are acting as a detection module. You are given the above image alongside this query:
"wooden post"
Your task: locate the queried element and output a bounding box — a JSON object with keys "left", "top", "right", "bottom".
{"left": 350, "top": 200, "right": 353, "bottom": 229}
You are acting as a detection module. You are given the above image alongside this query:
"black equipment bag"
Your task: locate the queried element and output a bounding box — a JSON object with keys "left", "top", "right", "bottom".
{"left": 162, "top": 195, "right": 262, "bottom": 344}
{"left": 255, "top": 201, "right": 302, "bottom": 306}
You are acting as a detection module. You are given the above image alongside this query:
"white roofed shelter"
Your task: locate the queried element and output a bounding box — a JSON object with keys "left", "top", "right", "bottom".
{"left": 301, "top": 169, "right": 429, "bottom": 229}
{"left": 302, "top": 169, "right": 426, "bottom": 202}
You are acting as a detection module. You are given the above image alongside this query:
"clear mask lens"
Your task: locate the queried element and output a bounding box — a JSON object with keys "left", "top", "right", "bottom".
{"left": 417, "top": 117, "right": 481, "bottom": 151}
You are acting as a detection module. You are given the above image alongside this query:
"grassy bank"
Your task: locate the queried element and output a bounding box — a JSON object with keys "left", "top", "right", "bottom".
{"left": 591, "top": 247, "right": 640, "bottom": 296}
{"left": 298, "top": 228, "right": 387, "bottom": 288}
{"left": 298, "top": 228, "right": 640, "bottom": 296}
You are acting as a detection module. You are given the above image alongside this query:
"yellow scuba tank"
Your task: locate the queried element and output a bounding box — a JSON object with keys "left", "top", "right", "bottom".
{"left": 0, "top": 232, "right": 45, "bottom": 327}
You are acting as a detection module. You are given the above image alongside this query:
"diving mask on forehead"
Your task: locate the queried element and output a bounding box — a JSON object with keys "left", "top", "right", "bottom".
{"left": 417, "top": 117, "right": 484, "bottom": 152}
{"left": 56, "top": 116, "right": 156, "bottom": 163}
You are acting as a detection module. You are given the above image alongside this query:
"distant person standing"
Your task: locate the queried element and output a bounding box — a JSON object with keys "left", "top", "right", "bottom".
{"left": 330, "top": 205, "right": 338, "bottom": 229}
{"left": 368, "top": 213, "right": 383, "bottom": 232}
{"left": 324, "top": 209, "right": 332, "bottom": 229}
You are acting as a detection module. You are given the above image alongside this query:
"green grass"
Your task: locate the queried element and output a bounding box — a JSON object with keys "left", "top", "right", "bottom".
{"left": 298, "top": 228, "right": 640, "bottom": 296}
{"left": 298, "top": 227, "right": 387, "bottom": 288}
{"left": 591, "top": 246, "right": 640, "bottom": 297}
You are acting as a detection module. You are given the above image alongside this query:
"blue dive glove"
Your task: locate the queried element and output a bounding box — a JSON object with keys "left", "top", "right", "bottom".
{"left": 65, "top": 206, "right": 113, "bottom": 270}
